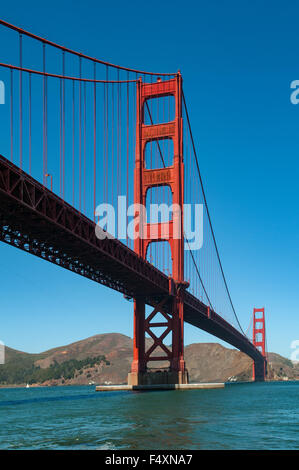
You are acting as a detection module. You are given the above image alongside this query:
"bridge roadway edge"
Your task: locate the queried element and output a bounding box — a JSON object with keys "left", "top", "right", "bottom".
{"left": 0, "top": 154, "right": 266, "bottom": 370}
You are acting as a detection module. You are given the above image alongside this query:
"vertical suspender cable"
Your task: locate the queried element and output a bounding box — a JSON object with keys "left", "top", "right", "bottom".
{"left": 62, "top": 52, "right": 65, "bottom": 200}
{"left": 126, "top": 72, "right": 129, "bottom": 246}
{"left": 119, "top": 73, "right": 122, "bottom": 195}
{"left": 59, "top": 77, "right": 62, "bottom": 197}
{"left": 93, "top": 63, "right": 96, "bottom": 222}
{"left": 19, "top": 33, "right": 22, "bottom": 169}
{"left": 106, "top": 66, "right": 109, "bottom": 204}
{"left": 117, "top": 69, "right": 120, "bottom": 202}
{"left": 45, "top": 65, "right": 48, "bottom": 185}
{"left": 42, "top": 42, "right": 45, "bottom": 185}
{"left": 72, "top": 80, "right": 75, "bottom": 206}
{"left": 10, "top": 69, "right": 13, "bottom": 162}
{"left": 29, "top": 72, "right": 32, "bottom": 175}
{"left": 84, "top": 81, "right": 86, "bottom": 214}
{"left": 79, "top": 57, "right": 82, "bottom": 211}
{"left": 111, "top": 80, "right": 114, "bottom": 209}
{"left": 103, "top": 72, "right": 106, "bottom": 204}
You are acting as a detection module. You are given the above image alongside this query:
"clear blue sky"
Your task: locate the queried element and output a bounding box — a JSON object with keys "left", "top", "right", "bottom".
{"left": 0, "top": 0, "right": 298, "bottom": 359}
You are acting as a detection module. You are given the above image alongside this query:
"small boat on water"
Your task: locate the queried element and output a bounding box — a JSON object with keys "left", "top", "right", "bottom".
{"left": 26, "top": 384, "right": 30, "bottom": 388}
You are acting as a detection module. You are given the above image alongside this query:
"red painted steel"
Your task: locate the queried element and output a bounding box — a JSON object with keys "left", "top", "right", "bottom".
{"left": 252, "top": 308, "right": 267, "bottom": 381}
{"left": 131, "top": 75, "right": 187, "bottom": 380}
{"left": 0, "top": 19, "right": 269, "bottom": 384}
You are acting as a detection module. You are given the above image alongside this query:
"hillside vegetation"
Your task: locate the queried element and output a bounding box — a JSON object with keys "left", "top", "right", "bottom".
{"left": 0, "top": 334, "right": 298, "bottom": 386}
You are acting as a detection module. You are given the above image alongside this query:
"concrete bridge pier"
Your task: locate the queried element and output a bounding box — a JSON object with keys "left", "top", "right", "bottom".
{"left": 128, "top": 369, "right": 189, "bottom": 386}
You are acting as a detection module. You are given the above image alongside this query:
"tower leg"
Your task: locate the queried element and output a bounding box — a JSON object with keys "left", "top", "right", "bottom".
{"left": 171, "top": 294, "right": 188, "bottom": 384}
{"left": 128, "top": 299, "right": 146, "bottom": 385}
{"left": 253, "top": 358, "right": 266, "bottom": 382}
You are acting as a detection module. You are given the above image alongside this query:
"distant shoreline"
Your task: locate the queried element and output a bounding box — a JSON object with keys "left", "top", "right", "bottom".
{"left": 0, "top": 379, "right": 298, "bottom": 390}
{"left": 0, "top": 383, "right": 93, "bottom": 389}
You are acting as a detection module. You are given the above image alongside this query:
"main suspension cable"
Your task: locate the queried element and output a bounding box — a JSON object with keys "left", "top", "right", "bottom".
{"left": 182, "top": 90, "right": 246, "bottom": 335}
{"left": 0, "top": 19, "right": 176, "bottom": 77}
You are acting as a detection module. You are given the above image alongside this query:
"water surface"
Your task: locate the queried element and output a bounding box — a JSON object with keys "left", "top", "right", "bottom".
{"left": 0, "top": 381, "right": 298, "bottom": 449}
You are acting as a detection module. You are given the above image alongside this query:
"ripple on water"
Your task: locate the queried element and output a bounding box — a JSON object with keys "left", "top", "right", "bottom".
{"left": 0, "top": 382, "right": 298, "bottom": 450}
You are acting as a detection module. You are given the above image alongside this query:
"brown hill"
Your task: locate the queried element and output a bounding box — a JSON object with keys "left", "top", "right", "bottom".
{"left": 267, "top": 353, "right": 299, "bottom": 381}
{"left": 184, "top": 343, "right": 252, "bottom": 382}
{"left": 34, "top": 333, "right": 133, "bottom": 385}
{"left": 1, "top": 334, "right": 298, "bottom": 386}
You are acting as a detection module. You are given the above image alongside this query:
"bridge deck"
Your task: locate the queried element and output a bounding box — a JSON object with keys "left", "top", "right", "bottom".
{"left": 0, "top": 154, "right": 264, "bottom": 363}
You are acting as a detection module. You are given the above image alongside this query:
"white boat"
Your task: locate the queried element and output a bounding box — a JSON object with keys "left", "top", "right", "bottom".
{"left": 26, "top": 384, "right": 30, "bottom": 388}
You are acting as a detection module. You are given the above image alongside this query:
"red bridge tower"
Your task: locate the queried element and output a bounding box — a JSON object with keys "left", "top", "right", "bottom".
{"left": 252, "top": 307, "right": 267, "bottom": 381}
{"left": 128, "top": 74, "right": 189, "bottom": 386}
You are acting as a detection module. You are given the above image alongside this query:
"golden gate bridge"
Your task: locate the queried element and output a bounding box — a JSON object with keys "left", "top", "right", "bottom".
{"left": 0, "top": 19, "right": 267, "bottom": 385}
